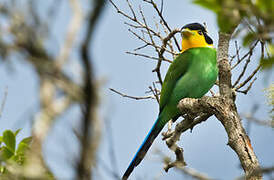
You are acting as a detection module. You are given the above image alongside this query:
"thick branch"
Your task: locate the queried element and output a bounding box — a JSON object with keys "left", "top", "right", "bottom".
{"left": 215, "top": 31, "right": 262, "bottom": 179}
{"left": 217, "top": 32, "right": 233, "bottom": 98}
{"left": 177, "top": 94, "right": 262, "bottom": 179}
{"left": 77, "top": 0, "right": 106, "bottom": 179}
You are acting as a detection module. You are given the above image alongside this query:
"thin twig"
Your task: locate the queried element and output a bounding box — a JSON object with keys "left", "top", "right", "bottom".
{"left": 143, "top": 0, "right": 180, "bottom": 51}
{"left": 241, "top": 113, "right": 274, "bottom": 128}
{"left": 97, "top": 157, "right": 121, "bottom": 180}
{"left": 110, "top": 88, "right": 155, "bottom": 100}
{"left": 231, "top": 40, "right": 259, "bottom": 69}
{"left": 235, "top": 62, "right": 261, "bottom": 91}
{"left": 148, "top": 82, "right": 160, "bottom": 103}
{"left": 230, "top": 41, "right": 240, "bottom": 65}
{"left": 125, "top": 0, "right": 136, "bottom": 20}
{"left": 159, "top": 19, "right": 176, "bottom": 57}
{"left": 163, "top": 113, "right": 212, "bottom": 172}
{"left": 109, "top": 0, "right": 161, "bottom": 39}
{"left": 233, "top": 52, "right": 253, "bottom": 87}
{"left": 139, "top": 6, "right": 158, "bottom": 54}
{"left": 234, "top": 41, "right": 264, "bottom": 91}
{"left": 104, "top": 117, "right": 120, "bottom": 179}
{"left": 176, "top": 167, "right": 213, "bottom": 180}
{"left": 160, "top": 0, "right": 163, "bottom": 14}
{"left": 128, "top": 28, "right": 175, "bottom": 55}
{"left": 133, "top": 44, "right": 148, "bottom": 51}
{"left": 236, "top": 77, "right": 257, "bottom": 94}
{"left": 55, "top": 0, "right": 83, "bottom": 69}
{"left": 126, "top": 51, "right": 171, "bottom": 63}
{"left": 0, "top": 87, "right": 8, "bottom": 118}
{"left": 152, "top": 29, "right": 181, "bottom": 85}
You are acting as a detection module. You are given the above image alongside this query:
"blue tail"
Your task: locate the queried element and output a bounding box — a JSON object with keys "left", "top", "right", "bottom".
{"left": 122, "top": 116, "right": 164, "bottom": 180}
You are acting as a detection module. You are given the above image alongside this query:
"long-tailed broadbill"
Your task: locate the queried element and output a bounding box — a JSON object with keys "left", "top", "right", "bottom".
{"left": 122, "top": 23, "right": 218, "bottom": 179}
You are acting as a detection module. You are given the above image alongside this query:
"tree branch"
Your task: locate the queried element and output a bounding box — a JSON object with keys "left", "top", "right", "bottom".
{"left": 77, "top": 0, "right": 106, "bottom": 179}
{"left": 216, "top": 31, "right": 262, "bottom": 180}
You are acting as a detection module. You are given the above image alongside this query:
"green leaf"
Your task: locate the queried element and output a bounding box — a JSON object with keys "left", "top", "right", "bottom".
{"left": 0, "top": 136, "right": 3, "bottom": 146}
{"left": 16, "top": 137, "right": 32, "bottom": 156}
{"left": 1, "top": 146, "right": 14, "bottom": 160}
{"left": 20, "top": 137, "right": 32, "bottom": 145}
{"left": 15, "top": 138, "right": 32, "bottom": 165}
{"left": 3, "top": 130, "right": 16, "bottom": 153}
{"left": 243, "top": 33, "right": 256, "bottom": 47}
{"left": 193, "top": 0, "right": 221, "bottom": 12}
{"left": 16, "top": 142, "right": 29, "bottom": 155}
{"left": 217, "top": 13, "right": 238, "bottom": 33}
{"left": 260, "top": 56, "right": 274, "bottom": 70}
{"left": 256, "top": 0, "right": 274, "bottom": 14}
{"left": 14, "top": 129, "right": 22, "bottom": 136}
{"left": 0, "top": 166, "right": 6, "bottom": 174}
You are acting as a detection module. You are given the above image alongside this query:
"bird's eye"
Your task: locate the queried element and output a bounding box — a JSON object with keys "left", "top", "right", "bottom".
{"left": 198, "top": 31, "right": 203, "bottom": 35}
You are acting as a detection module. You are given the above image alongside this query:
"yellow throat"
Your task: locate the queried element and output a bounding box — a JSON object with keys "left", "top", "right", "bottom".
{"left": 181, "top": 28, "right": 213, "bottom": 53}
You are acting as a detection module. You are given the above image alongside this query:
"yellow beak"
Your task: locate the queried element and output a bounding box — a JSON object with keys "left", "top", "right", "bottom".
{"left": 181, "top": 28, "right": 194, "bottom": 37}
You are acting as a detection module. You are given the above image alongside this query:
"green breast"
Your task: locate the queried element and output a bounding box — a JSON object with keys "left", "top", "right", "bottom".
{"left": 158, "top": 47, "right": 218, "bottom": 124}
{"left": 166, "top": 47, "right": 218, "bottom": 116}
{"left": 185, "top": 47, "right": 218, "bottom": 98}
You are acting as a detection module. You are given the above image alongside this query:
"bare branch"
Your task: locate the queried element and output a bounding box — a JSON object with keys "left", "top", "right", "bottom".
{"left": 242, "top": 113, "right": 274, "bottom": 128}
{"left": 126, "top": 51, "right": 172, "bottom": 63}
{"left": 103, "top": 116, "right": 120, "bottom": 179}
{"left": 235, "top": 166, "right": 274, "bottom": 180}
{"left": 97, "top": 157, "right": 121, "bottom": 180}
{"left": 55, "top": 0, "right": 83, "bottom": 69}
{"left": 152, "top": 28, "right": 181, "bottom": 85}
{"left": 0, "top": 86, "right": 8, "bottom": 118}
{"left": 236, "top": 77, "right": 257, "bottom": 94}
{"left": 162, "top": 97, "right": 213, "bottom": 172}
{"left": 163, "top": 146, "right": 186, "bottom": 172}
{"left": 133, "top": 44, "right": 148, "bottom": 51}
{"left": 217, "top": 31, "right": 261, "bottom": 179}
{"left": 109, "top": 0, "right": 161, "bottom": 39}
{"left": 235, "top": 64, "right": 260, "bottom": 91}
{"left": 233, "top": 52, "right": 253, "bottom": 87}
{"left": 110, "top": 88, "right": 155, "bottom": 100}
{"left": 109, "top": 0, "right": 136, "bottom": 22}
{"left": 125, "top": 0, "right": 136, "bottom": 20}
{"left": 77, "top": 0, "right": 106, "bottom": 179}
{"left": 231, "top": 40, "right": 259, "bottom": 70}
{"left": 143, "top": 0, "right": 180, "bottom": 51}
{"left": 149, "top": 82, "right": 160, "bottom": 103}
{"left": 176, "top": 167, "right": 213, "bottom": 180}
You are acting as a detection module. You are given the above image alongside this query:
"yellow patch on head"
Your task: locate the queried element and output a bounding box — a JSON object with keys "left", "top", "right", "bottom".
{"left": 181, "top": 28, "right": 213, "bottom": 53}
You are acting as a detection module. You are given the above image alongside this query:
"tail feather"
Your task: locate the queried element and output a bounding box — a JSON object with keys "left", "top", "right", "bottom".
{"left": 122, "top": 117, "right": 164, "bottom": 180}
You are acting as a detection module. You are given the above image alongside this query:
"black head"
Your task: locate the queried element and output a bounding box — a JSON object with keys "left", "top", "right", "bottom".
{"left": 182, "top": 23, "right": 206, "bottom": 32}
{"left": 181, "top": 23, "right": 213, "bottom": 45}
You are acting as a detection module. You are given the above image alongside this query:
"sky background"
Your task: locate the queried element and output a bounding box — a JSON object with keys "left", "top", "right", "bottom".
{"left": 0, "top": 0, "right": 273, "bottom": 179}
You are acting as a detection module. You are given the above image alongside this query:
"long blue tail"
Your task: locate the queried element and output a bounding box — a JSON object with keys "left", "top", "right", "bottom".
{"left": 122, "top": 116, "right": 164, "bottom": 180}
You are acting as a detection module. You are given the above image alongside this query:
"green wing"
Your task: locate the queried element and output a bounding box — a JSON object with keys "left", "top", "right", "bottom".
{"left": 159, "top": 51, "right": 192, "bottom": 112}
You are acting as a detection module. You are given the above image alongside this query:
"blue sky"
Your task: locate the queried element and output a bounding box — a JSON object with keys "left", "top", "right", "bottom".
{"left": 0, "top": 0, "right": 273, "bottom": 179}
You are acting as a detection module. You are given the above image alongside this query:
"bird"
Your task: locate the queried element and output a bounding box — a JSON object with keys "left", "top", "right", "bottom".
{"left": 122, "top": 23, "right": 218, "bottom": 180}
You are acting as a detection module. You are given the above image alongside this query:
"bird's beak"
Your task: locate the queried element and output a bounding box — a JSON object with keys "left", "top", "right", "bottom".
{"left": 181, "top": 28, "right": 194, "bottom": 37}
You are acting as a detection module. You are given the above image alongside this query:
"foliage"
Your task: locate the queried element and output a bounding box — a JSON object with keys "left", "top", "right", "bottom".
{"left": 260, "top": 44, "right": 274, "bottom": 70}
{"left": 193, "top": 0, "right": 274, "bottom": 69}
{"left": 0, "top": 129, "right": 32, "bottom": 175}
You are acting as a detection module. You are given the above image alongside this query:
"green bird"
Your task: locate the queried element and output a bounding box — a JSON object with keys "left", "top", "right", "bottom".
{"left": 122, "top": 23, "right": 218, "bottom": 179}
